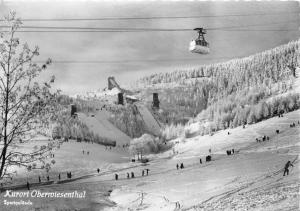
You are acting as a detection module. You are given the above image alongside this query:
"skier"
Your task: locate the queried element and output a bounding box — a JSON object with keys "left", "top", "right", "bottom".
{"left": 146, "top": 169, "right": 149, "bottom": 176}
{"left": 200, "top": 159, "right": 202, "bottom": 164}
{"left": 283, "top": 161, "right": 293, "bottom": 176}
{"left": 176, "top": 164, "right": 179, "bottom": 170}
{"left": 180, "top": 163, "right": 184, "bottom": 169}
{"left": 97, "top": 168, "right": 100, "bottom": 173}
{"left": 26, "top": 181, "right": 30, "bottom": 190}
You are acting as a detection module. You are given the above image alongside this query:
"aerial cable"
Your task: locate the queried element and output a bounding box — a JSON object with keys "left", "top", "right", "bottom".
{"left": 34, "top": 57, "right": 235, "bottom": 64}
{"left": 0, "top": 29, "right": 297, "bottom": 33}
{"left": 1, "top": 11, "right": 298, "bottom": 22}
{"left": 0, "top": 19, "right": 297, "bottom": 32}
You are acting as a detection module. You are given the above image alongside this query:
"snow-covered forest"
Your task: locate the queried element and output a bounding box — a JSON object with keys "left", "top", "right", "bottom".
{"left": 137, "top": 40, "right": 299, "bottom": 88}
{"left": 136, "top": 40, "right": 300, "bottom": 134}
{"left": 48, "top": 95, "right": 116, "bottom": 146}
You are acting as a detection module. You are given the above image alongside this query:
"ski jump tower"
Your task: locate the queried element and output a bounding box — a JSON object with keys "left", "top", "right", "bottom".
{"left": 108, "top": 76, "right": 121, "bottom": 90}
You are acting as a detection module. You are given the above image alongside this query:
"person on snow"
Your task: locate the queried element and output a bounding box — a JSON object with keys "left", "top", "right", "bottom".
{"left": 283, "top": 161, "right": 294, "bottom": 176}
{"left": 180, "top": 163, "right": 184, "bottom": 169}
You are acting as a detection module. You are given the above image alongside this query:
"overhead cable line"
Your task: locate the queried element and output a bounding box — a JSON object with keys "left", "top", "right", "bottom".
{"left": 2, "top": 11, "right": 298, "bottom": 22}
{"left": 2, "top": 28, "right": 297, "bottom": 33}
{"left": 0, "top": 19, "right": 297, "bottom": 32}
{"left": 35, "top": 57, "right": 235, "bottom": 64}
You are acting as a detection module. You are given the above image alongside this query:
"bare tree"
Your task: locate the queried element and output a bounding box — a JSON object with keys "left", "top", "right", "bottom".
{"left": 0, "top": 12, "right": 59, "bottom": 180}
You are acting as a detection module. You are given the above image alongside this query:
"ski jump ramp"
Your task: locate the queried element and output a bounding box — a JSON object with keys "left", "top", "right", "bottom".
{"left": 136, "top": 104, "right": 161, "bottom": 136}
{"left": 78, "top": 111, "right": 131, "bottom": 146}
{"left": 78, "top": 104, "right": 161, "bottom": 145}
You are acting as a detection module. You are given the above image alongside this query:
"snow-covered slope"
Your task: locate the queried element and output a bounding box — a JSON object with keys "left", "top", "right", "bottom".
{"left": 136, "top": 104, "right": 161, "bottom": 136}
{"left": 78, "top": 110, "right": 131, "bottom": 146}
{"left": 105, "top": 109, "right": 300, "bottom": 211}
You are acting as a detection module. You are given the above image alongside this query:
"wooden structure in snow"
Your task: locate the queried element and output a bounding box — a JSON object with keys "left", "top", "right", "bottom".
{"left": 118, "top": 93, "right": 124, "bottom": 105}
{"left": 152, "top": 93, "right": 159, "bottom": 109}
{"left": 70, "top": 104, "right": 77, "bottom": 117}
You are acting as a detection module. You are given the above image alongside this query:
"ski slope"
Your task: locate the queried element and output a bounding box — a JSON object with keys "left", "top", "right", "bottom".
{"left": 106, "top": 109, "right": 300, "bottom": 211}
{"left": 78, "top": 110, "right": 131, "bottom": 146}
{"left": 136, "top": 104, "right": 161, "bottom": 136}
{"left": 2, "top": 110, "right": 298, "bottom": 211}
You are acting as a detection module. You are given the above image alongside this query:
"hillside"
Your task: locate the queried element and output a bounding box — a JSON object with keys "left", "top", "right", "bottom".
{"left": 55, "top": 40, "right": 299, "bottom": 143}
{"left": 72, "top": 79, "right": 162, "bottom": 139}
{"left": 105, "top": 109, "right": 300, "bottom": 211}
{"left": 135, "top": 39, "right": 300, "bottom": 130}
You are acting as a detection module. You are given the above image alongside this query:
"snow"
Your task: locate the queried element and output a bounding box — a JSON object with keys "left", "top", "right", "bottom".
{"left": 105, "top": 110, "right": 300, "bottom": 211}
{"left": 4, "top": 139, "right": 130, "bottom": 187}
{"left": 136, "top": 104, "right": 161, "bottom": 136}
{"left": 1, "top": 110, "right": 299, "bottom": 211}
{"left": 125, "top": 95, "right": 138, "bottom": 100}
{"left": 78, "top": 110, "right": 131, "bottom": 146}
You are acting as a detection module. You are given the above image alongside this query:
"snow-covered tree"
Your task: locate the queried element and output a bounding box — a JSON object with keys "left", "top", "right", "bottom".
{"left": 0, "top": 12, "right": 59, "bottom": 179}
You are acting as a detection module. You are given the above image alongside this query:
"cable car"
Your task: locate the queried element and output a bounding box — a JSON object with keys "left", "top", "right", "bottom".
{"left": 189, "top": 28, "right": 210, "bottom": 54}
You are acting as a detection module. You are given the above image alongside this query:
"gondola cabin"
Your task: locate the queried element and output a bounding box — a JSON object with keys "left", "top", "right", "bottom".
{"left": 189, "top": 28, "right": 210, "bottom": 54}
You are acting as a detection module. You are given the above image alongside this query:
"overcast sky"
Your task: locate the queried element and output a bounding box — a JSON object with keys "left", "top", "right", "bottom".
{"left": 0, "top": 0, "right": 299, "bottom": 95}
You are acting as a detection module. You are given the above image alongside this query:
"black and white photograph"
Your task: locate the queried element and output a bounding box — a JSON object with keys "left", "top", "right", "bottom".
{"left": 0, "top": 0, "right": 299, "bottom": 210}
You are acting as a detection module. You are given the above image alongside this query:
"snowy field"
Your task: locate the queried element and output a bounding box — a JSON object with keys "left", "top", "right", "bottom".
{"left": 3, "top": 140, "right": 130, "bottom": 187}
{"left": 0, "top": 110, "right": 299, "bottom": 211}
{"left": 104, "top": 109, "right": 300, "bottom": 211}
